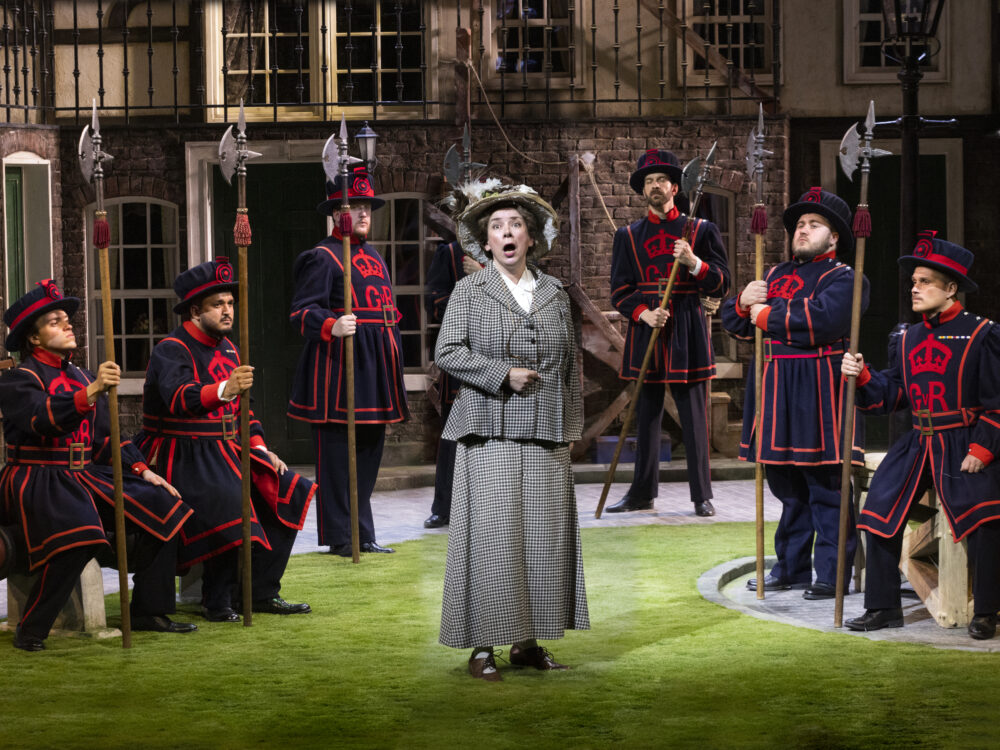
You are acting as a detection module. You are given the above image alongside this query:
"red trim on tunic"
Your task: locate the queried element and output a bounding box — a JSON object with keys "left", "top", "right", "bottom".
{"left": 321, "top": 317, "right": 336, "bottom": 342}
{"left": 31, "top": 349, "right": 65, "bottom": 368}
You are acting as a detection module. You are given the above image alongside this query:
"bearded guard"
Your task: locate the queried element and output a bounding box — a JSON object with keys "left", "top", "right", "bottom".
{"left": 607, "top": 148, "right": 730, "bottom": 516}
{"left": 136, "top": 258, "right": 314, "bottom": 621}
{"left": 288, "top": 167, "right": 408, "bottom": 556}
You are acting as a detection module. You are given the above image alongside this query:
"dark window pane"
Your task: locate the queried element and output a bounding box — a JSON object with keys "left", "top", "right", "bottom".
{"left": 277, "top": 72, "right": 310, "bottom": 102}
{"left": 152, "top": 298, "right": 171, "bottom": 334}
{"left": 276, "top": 36, "right": 309, "bottom": 68}
{"left": 123, "top": 248, "right": 149, "bottom": 289}
{"left": 125, "top": 298, "right": 150, "bottom": 335}
{"left": 224, "top": 2, "right": 267, "bottom": 34}
{"left": 497, "top": 0, "right": 519, "bottom": 20}
{"left": 122, "top": 203, "right": 147, "bottom": 245}
{"left": 275, "top": 0, "right": 308, "bottom": 30}
{"left": 401, "top": 331, "right": 420, "bottom": 366}
{"left": 379, "top": 71, "right": 421, "bottom": 99}
{"left": 124, "top": 339, "right": 151, "bottom": 373}
{"left": 523, "top": 52, "right": 543, "bottom": 72}
{"left": 521, "top": 0, "right": 542, "bottom": 18}
{"left": 861, "top": 46, "right": 883, "bottom": 66}
{"left": 380, "top": 0, "right": 421, "bottom": 32}
{"left": 149, "top": 203, "right": 163, "bottom": 244}
{"left": 226, "top": 73, "right": 268, "bottom": 105}
{"left": 396, "top": 294, "right": 420, "bottom": 332}
{"left": 526, "top": 27, "right": 545, "bottom": 48}
{"left": 150, "top": 247, "right": 167, "bottom": 289}
{"left": 337, "top": 35, "right": 375, "bottom": 67}
{"left": 860, "top": 20, "right": 883, "bottom": 42}
{"left": 338, "top": 73, "right": 374, "bottom": 102}
{"left": 379, "top": 35, "right": 421, "bottom": 68}
{"left": 426, "top": 326, "right": 438, "bottom": 362}
{"left": 550, "top": 50, "right": 569, "bottom": 74}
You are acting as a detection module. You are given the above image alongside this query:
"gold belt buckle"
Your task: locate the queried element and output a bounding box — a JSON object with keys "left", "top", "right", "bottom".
{"left": 915, "top": 409, "right": 934, "bottom": 437}
{"left": 382, "top": 303, "right": 397, "bottom": 327}
{"left": 221, "top": 413, "right": 238, "bottom": 440}
{"left": 763, "top": 338, "right": 774, "bottom": 363}
{"left": 69, "top": 441, "right": 86, "bottom": 471}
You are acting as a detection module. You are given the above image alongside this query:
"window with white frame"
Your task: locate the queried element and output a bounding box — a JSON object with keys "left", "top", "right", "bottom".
{"left": 87, "top": 199, "right": 181, "bottom": 377}
{"left": 205, "top": 0, "right": 426, "bottom": 121}
{"left": 366, "top": 192, "right": 437, "bottom": 372}
{"left": 683, "top": 0, "right": 774, "bottom": 85}
{"left": 844, "top": 1, "right": 949, "bottom": 84}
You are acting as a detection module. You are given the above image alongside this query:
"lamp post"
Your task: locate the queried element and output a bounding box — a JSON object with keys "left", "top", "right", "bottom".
{"left": 879, "top": 0, "right": 947, "bottom": 321}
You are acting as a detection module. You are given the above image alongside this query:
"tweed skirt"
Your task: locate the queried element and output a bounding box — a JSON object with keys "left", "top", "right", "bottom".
{"left": 439, "top": 437, "right": 590, "bottom": 649}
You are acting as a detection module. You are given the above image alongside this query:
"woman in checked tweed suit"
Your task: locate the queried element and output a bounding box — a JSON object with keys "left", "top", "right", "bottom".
{"left": 435, "top": 182, "right": 589, "bottom": 681}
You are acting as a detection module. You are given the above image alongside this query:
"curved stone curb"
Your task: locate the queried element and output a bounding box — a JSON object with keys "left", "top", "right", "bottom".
{"left": 699, "top": 556, "right": 1000, "bottom": 653}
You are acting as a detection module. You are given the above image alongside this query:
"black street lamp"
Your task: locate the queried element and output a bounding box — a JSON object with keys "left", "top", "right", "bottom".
{"left": 879, "top": 0, "right": 948, "bottom": 321}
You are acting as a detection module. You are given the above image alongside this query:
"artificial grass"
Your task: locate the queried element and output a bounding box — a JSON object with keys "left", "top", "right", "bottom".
{"left": 2, "top": 523, "right": 998, "bottom": 749}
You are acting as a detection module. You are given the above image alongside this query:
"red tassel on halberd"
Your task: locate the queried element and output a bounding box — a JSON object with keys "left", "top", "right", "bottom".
{"left": 233, "top": 211, "right": 252, "bottom": 247}
{"left": 93, "top": 212, "right": 110, "bottom": 249}
{"left": 750, "top": 204, "right": 768, "bottom": 235}
{"left": 853, "top": 205, "right": 872, "bottom": 238}
{"left": 339, "top": 212, "right": 353, "bottom": 236}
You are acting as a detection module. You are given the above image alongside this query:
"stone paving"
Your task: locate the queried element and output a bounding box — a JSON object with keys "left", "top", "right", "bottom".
{"left": 3, "top": 464, "right": 998, "bottom": 653}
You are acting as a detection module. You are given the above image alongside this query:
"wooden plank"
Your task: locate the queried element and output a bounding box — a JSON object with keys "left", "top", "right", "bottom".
{"left": 567, "top": 283, "right": 625, "bottom": 352}
{"left": 548, "top": 176, "right": 570, "bottom": 212}
{"left": 905, "top": 516, "right": 938, "bottom": 560}
{"left": 571, "top": 386, "right": 632, "bottom": 461}
{"left": 936, "top": 502, "right": 972, "bottom": 627}
{"left": 424, "top": 202, "right": 457, "bottom": 241}
{"left": 582, "top": 323, "right": 623, "bottom": 371}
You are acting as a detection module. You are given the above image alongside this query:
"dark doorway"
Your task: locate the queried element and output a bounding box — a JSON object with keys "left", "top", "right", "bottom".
{"left": 212, "top": 162, "right": 328, "bottom": 463}
{"left": 835, "top": 153, "right": 948, "bottom": 449}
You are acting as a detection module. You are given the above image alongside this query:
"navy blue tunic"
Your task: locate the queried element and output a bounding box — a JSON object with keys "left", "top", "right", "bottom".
{"left": 136, "top": 321, "right": 315, "bottom": 567}
{"left": 287, "top": 233, "right": 409, "bottom": 425}
{"left": 611, "top": 208, "right": 729, "bottom": 383}
{"left": 855, "top": 303, "right": 1000, "bottom": 541}
{"left": 426, "top": 240, "right": 469, "bottom": 406}
{"left": 721, "top": 251, "right": 868, "bottom": 465}
{"left": 0, "top": 349, "right": 192, "bottom": 571}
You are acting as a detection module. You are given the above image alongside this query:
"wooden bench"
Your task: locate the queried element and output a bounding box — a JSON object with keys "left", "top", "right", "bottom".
{"left": 858, "top": 452, "right": 973, "bottom": 628}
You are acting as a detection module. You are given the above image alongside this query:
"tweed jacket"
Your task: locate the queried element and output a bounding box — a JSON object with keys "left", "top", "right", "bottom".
{"left": 436, "top": 262, "right": 582, "bottom": 444}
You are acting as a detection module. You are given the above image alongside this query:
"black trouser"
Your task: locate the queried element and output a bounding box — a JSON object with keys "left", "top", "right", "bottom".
{"left": 201, "top": 511, "right": 298, "bottom": 610}
{"left": 18, "top": 547, "right": 94, "bottom": 640}
{"left": 628, "top": 380, "right": 712, "bottom": 504}
{"left": 431, "top": 437, "right": 457, "bottom": 518}
{"left": 312, "top": 423, "right": 385, "bottom": 547}
{"left": 865, "top": 514, "right": 1000, "bottom": 615}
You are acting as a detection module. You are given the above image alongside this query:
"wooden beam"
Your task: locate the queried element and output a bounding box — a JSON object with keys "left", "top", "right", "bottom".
{"left": 572, "top": 386, "right": 632, "bottom": 461}
{"left": 548, "top": 176, "right": 570, "bottom": 212}
{"left": 567, "top": 283, "right": 625, "bottom": 353}
{"left": 424, "top": 202, "right": 457, "bottom": 241}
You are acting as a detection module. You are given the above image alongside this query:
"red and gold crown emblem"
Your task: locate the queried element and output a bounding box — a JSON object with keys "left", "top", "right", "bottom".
{"left": 768, "top": 274, "right": 805, "bottom": 300}
{"left": 908, "top": 337, "right": 951, "bottom": 376}
{"left": 803, "top": 186, "right": 822, "bottom": 203}
{"left": 215, "top": 257, "right": 234, "bottom": 283}
{"left": 352, "top": 248, "right": 385, "bottom": 280}
{"left": 913, "top": 230, "right": 937, "bottom": 258}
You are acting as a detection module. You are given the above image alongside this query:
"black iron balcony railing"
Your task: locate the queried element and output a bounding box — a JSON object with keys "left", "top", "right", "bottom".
{"left": 0, "top": 0, "right": 778, "bottom": 125}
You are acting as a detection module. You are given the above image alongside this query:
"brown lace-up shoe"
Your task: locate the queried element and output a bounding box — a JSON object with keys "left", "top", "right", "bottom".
{"left": 468, "top": 649, "right": 503, "bottom": 681}
{"left": 509, "top": 644, "right": 569, "bottom": 670}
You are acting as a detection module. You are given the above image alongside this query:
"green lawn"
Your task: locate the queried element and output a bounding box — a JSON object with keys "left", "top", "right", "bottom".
{"left": 2, "top": 524, "right": 997, "bottom": 749}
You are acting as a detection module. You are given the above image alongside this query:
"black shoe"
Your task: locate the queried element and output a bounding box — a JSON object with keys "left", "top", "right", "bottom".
{"left": 845, "top": 608, "right": 904, "bottom": 631}
{"left": 361, "top": 541, "right": 395, "bottom": 554}
{"left": 423, "top": 514, "right": 449, "bottom": 529}
{"left": 803, "top": 582, "right": 837, "bottom": 600}
{"left": 329, "top": 543, "right": 352, "bottom": 557}
{"left": 251, "top": 597, "right": 312, "bottom": 615}
{"left": 968, "top": 614, "right": 998, "bottom": 640}
{"left": 201, "top": 606, "right": 241, "bottom": 623}
{"left": 132, "top": 615, "right": 198, "bottom": 633}
{"left": 694, "top": 500, "right": 715, "bottom": 517}
{"left": 605, "top": 495, "right": 653, "bottom": 513}
{"left": 13, "top": 627, "right": 44, "bottom": 652}
{"left": 747, "top": 574, "right": 793, "bottom": 592}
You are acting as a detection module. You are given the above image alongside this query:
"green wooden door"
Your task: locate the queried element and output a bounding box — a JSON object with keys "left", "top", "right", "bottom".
{"left": 212, "top": 163, "right": 328, "bottom": 463}
{"left": 5, "top": 167, "right": 25, "bottom": 305}
{"left": 836, "top": 153, "right": 948, "bottom": 449}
